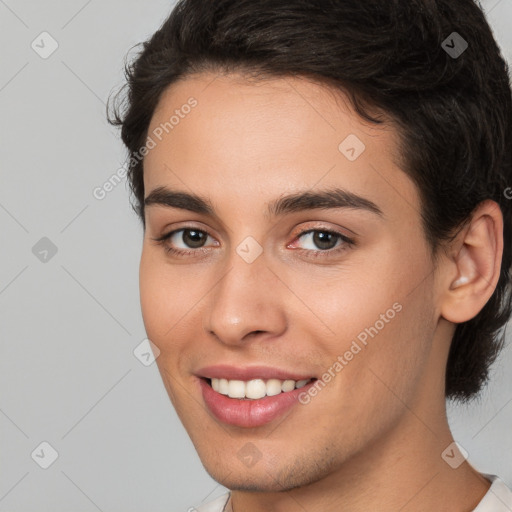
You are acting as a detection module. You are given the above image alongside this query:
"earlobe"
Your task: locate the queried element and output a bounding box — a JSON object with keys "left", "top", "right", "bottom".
{"left": 441, "top": 200, "right": 503, "bottom": 324}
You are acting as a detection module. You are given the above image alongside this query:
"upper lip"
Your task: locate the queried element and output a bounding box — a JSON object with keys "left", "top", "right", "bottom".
{"left": 196, "top": 364, "right": 316, "bottom": 381}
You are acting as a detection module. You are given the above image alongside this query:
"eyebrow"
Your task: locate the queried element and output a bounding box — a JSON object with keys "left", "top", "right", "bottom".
{"left": 144, "top": 186, "right": 384, "bottom": 218}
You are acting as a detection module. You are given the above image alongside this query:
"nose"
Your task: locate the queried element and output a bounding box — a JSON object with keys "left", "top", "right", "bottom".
{"left": 204, "top": 249, "right": 288, "bottom": 346}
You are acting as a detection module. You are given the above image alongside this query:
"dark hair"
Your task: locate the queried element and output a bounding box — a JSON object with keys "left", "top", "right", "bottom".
{"left": 108, "top": 0, "right": 512, "bottom": 403}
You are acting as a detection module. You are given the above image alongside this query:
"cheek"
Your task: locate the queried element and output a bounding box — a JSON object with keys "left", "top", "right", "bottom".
{"left": 139, "top": 259, "right": 164, "bottom": 339}
{"left": 304, "top": 246, "right": 435, "bottom": 395}
{"left": 322, "top": 239, "right": 432, "bottom": 345}
{"left": 139, "top": 249, "right": 181, "bottom": 343}
{"left": 292, "top": 261, "right": 402, "bottom": 354}
{"left": 139, "top": 248, "right": 211, "bottom": 371}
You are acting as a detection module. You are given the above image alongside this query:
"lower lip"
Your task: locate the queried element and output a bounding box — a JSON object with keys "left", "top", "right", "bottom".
{"left": 199, "top": 378, "right": 315, "bottom": 428}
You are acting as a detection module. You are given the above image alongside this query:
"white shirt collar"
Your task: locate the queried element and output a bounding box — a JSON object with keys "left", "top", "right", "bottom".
{"left": 472, "top": 473, "right": 512, "bottom": 511}
{"left": 194, "top": 473, "right": 512, "bottom": 512}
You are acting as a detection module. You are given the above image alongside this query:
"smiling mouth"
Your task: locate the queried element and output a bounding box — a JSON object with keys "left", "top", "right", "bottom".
{"left": 204, "top": 377, "right": 317, "bottom": 400}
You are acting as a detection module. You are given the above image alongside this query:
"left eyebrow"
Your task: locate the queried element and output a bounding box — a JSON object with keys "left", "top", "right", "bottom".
{"left": 267, "top": 187, "right": 384, "bottom": 218}
{"left": 144, "top": 186, "right": 384, "bottom": 218}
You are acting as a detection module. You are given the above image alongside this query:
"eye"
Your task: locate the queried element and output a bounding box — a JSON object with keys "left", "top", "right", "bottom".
{"left": 152, "top": 226, "right": 354, "bottom": 259}
{"left": 289, "top": 228, "right": 355, "bottom": 256}
{"left": 168, "top": 228, "right": 211, "bottom": 249}
{"left": 152, "top": 228, "right": 217, "bottom": 257}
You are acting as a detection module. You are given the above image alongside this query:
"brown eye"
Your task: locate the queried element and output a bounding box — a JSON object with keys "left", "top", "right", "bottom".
{"left": 294, "top": 229, "right": 352, "bottom": 251}
{"left": 310, "top": 231, "right": 339, "bottom": 250}
{"left": 152, "top": 227, "right": 217, "bottom": 257}
{"left": 180, "top": 229, "right": 208, "bottom": 248}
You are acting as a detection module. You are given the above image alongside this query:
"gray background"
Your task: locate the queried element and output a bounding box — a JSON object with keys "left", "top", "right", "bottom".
{"left": 0, "top": 1, "right": 511, "bottom": 511}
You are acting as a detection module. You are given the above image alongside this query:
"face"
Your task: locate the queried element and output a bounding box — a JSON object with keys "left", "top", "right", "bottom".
{"left": 140, "top": 72, "right": 441, "bottom": 491}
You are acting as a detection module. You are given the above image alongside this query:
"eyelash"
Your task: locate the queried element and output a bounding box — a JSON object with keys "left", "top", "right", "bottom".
{"left": 151, "top": 226, "right": 355, "bottom": 259}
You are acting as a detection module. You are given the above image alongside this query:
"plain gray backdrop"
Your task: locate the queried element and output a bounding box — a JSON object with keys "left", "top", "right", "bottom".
{"left": 1, "top": 1, "right": 511, "bottom": 511}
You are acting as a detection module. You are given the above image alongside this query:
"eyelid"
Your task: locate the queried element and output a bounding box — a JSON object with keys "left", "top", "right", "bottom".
{"left": 287, "top": 227, "right": 354, "bottom": 252}
{"left": 152, "top": 221, "right": 217, "bottom": 243}
{"left": 289, "top": 222, "right": 355, "bottom": 242}
{"left": 152, "top": 223, "right": 355, "bottom": 258}
{"left": 151, "top": 226, "right": 218, "bottom": 250}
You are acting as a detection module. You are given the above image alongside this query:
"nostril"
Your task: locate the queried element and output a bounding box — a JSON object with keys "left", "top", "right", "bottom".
{"left": 245, "top": 330, "right": 265, "bottom": 339}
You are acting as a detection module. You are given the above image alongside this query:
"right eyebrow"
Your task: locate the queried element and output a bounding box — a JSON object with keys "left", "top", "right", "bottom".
{"left": 144, "top": 187, "right": 214, "bottom": 215}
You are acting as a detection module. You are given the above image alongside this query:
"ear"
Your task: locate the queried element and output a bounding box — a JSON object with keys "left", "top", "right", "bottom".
{"left": 440, "top": 200, "right": 504, "bottom": 324}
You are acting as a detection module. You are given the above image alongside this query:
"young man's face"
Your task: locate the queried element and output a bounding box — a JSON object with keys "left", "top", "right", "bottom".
{"left": 140, "top": 73, "right": 448, "bottom": 491}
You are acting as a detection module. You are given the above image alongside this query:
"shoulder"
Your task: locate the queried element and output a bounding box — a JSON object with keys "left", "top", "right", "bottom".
{"left": 473, "top": 473, "right": 512, "bottom": 511}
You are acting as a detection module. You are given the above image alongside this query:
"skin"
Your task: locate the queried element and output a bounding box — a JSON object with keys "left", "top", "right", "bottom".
{"left": 139, "top": 72, "right": 503, "bottom": 512}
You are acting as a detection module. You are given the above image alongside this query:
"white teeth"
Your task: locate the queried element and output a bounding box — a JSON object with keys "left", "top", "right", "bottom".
{"left": 218, "top": 378, "right": 229, "bottom": 395}
{"left": 266, "top": 379, "right": 283, "bottom": 396}
{"left": 281, "top": 380, "right": 295, "bottom": 392}
{"left": 228, "top": 380, "right": 246, "bottom": 398}
{"left": 245, "top": 379, "right": 267, "bottom": 399}
{"left": 209, "top": 377, "right": 313, "bottom": 399}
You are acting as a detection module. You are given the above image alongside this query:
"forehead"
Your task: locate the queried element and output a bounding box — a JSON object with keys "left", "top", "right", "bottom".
{"left": 147, "top": 72, "right": 398, "bottom": 160}
{"left": 143, "top": 72, "right": 417, "bottom": 221}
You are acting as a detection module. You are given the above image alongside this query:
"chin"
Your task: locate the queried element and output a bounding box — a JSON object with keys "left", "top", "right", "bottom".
{"left": 200, "top": 451, "right": 337, "bottom": 493}
{"left": 203, "top": 466, "right": 289, "bottom": 493}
